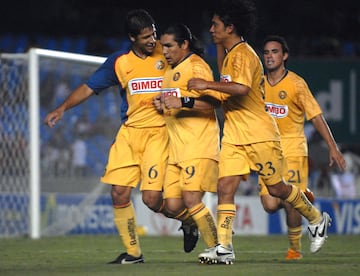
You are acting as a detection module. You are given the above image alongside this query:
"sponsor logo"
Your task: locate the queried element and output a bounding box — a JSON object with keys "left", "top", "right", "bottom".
{"left": 161, "top": 88, "right": 181, "bottom": 98}
{"left": 128, "top": 77, "right": 163, "bottom": 95}
{"left": 265, "top": 102, "right": 288, "bottom": 118}
{"left": 128, "top": 217, "right": 137, "bottom": 245}
{"left": 308, "top": 223, "right": 326, "bottom": 238}
{"left": 220, "top": 215, "right": 234, "bottom": 229}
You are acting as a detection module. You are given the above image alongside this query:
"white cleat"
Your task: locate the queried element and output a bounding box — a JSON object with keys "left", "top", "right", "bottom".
{"left": 308, "top": 212, "right": 332, "bottom": 253}
{"left": 216, "top": 244, "right": 235, "bottom": 265}
{"left": 198, "top": 246, "right": 218, "bottom": 264}
{"left": 198, "top": 244, "right": 235, "bottom": 265}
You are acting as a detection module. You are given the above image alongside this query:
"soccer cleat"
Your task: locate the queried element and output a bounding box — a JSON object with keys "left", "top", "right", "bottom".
{"left": 216, "top": 244, "right": 235, "bottom": 265}
{"left": 285, "top": 248, "right": 303, "bottom": 260}
{"left": 198, "top": 244, "right": 235, "bottom": 265}
{"left": 107, "top": 252, "right": 144, "bottom": 264}
{"left": 308, "top": 212, "right": 332, "bottom": 253}
{"left": 198, "top": 246, "right": 218, "bottom": 264}
{"left": 179, "top": 222, "right": 199, "bottom": 253}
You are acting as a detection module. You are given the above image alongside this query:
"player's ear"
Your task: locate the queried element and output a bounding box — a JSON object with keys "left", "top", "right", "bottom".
{"left": 181, "top": 40, "right": 189, "bottom": 50}
{"left": 226, "top": 24, "right": 235, "bottom": 34}
{"left": 283, "top": 52, "right": 289, "bottom": 62}
{"left": 129, "top": 34, "right": 136, "bottom": 42}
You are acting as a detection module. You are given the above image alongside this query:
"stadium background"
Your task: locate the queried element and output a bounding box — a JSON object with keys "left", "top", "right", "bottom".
{"left": 1, "top": 0, "right": 359, "bottom": 57}
{"left": 1, "top": 0, "right": 360, "bottom": 237}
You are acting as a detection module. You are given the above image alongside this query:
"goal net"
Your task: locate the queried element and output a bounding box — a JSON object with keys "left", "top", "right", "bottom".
{"left": 0, "top": 49, "right": 122, "bottom": 238}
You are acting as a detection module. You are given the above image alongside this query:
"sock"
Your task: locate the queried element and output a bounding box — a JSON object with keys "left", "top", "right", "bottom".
{"left": 217, "top": 204, "right": 236, "bottom": 248}
{"left": 189, "top": 203, "right": 218, "bottom": 248}
{"left": 174, "top": 208, "right": 195, "bottom": 226}
{"left": 113, "top": 202, "right": 141, "bottom": 257}
{"left": 285, "top": 185, "right": 321, "bottom": 224}
{"left": 288, "top": 226, "right": 302, "bottom": 252}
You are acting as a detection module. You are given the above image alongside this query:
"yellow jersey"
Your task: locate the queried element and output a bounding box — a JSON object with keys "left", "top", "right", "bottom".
{"left": 114, "top": 41, "right": 167, "bottom": 128}
{"left": 264, "top": 70, "right": 322, "bottom": 156}
{"left": 219, "top": 42, "right": 280, "bottom": 145}
{"left": 161, "top": 53, "right": 221, "bottom": 164}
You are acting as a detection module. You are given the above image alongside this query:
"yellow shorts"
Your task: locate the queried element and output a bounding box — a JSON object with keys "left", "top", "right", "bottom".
{"left": 100, "top": 125, "right": 169, "bottom": 191}
{"left": 259, "top": 156, "right": 308, "bottom": 196}
{"left": 163, "top": 159, "right": 218, "bottom": 199}
{"left": 219, "top": 141, "right": 285, "bottom": 185}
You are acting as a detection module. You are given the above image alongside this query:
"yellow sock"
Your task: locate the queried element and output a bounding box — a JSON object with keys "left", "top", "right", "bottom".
{"left": 174, "top": 208, "right": 195, "bottom": 226}
{"left": 288, "top": 226, "right": 302, "bottom": 252}
{"left": 113, "top": 202, "right": 141, "bottom": 257}
{"left": 217, "top": 204, "right": 236, "bottom": 247}
{"left": 285, "top": 185, "right": 321, "bottom": 224}
{"left": 189, "top": 203, "right": 218, "bottom": 248}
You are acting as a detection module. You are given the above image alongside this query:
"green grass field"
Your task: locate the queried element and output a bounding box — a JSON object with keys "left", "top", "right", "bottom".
{"left": 1, "top": 234, "right": 359, "bottom": 275}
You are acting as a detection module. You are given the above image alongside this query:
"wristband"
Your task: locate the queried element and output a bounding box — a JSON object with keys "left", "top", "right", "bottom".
{"left": 181, "top": 97, "right": 195, "bottom": 108}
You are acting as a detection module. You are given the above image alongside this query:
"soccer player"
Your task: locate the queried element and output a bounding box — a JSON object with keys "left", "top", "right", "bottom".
{"left": 186, "top": 0, "right": 332, "bottom": 264}
{"left": 260, "top": 35, "right": 346, "bottom": 260}
{"left": 44, "top": 9, "right": 198, "bottom": 264}
{"left": 153, "top": 23, "right": 221, "bottom": 261}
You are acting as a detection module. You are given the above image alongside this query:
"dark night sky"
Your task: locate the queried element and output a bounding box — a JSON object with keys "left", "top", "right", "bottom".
{"left": 1, "top": 0, "right": 359, "bottom": 55}
{"left": 2, "top": 0, "right": 359, "bottom": 37}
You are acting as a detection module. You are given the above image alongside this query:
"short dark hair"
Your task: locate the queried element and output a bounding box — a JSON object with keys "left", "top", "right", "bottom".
{"left": 263, "top": 35, "right": 290, "bottom": 55}
{"left": 213, "top": 0, "right": 257, "bottom": 39}
{"left": 162, "top": 23, "right": 205, "bottom": 57}
{"left": 125, "top": 9, "right": 155, "bottom": 37}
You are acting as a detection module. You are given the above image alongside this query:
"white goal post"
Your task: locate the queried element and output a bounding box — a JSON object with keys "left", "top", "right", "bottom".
{"left": 28, "top": 49, "right": 105, "bottom": 239}
{"left": 0, "top": 48, "right": 115, "bottom": 239}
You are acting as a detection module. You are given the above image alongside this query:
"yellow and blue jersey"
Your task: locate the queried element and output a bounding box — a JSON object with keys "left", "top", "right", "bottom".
{"left": 86, "top": 41, "right": 167, "bottom": 128}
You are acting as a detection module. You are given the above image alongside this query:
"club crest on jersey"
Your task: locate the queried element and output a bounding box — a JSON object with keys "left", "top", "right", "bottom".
{"left": 278, "top": 90, "right": 287, "bottom": 99}
{"left": 173, "top": 72, "right": 180, "bottom": 81}
{"left": 161, "top": 88, "right": 181, "bottom": 98}
{"left": 156, "top": 60, "right": 165, "bottom": 70}
{"left": 128, "top": 77, "right": 163, "bottom": 95}
{"left": 265, "top": 102, "right": 288, "bottom": 118}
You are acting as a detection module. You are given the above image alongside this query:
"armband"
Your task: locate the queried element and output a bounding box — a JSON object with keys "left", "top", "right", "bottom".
{"left": 181, "top": 97, "right": 195, "bottom": 108}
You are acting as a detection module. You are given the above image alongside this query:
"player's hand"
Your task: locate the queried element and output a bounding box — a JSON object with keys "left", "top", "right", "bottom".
{"left": 153, "top": 94, "right": 163, "bottom": 112}
{"left": 187, "top": 78, "right": 208, "bottom": 91}
{"left": 163, "top": 95, "right": 181, "bottom": 109}
{"left": 44, "top": 109, "right": 63, "bottom": 128}
{"left": 329, "top": 147, "right": 346, "bottom": 171}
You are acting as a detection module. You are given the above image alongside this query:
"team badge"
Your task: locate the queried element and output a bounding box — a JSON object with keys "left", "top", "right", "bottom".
{"left": 156, "top": 60, "right": 165, "bottom": 70}
{"left": 173, "top": 72, "right": 180, "bottom": 81}
{"left": 278, "top": 90, "right": 287, "bottom": 99}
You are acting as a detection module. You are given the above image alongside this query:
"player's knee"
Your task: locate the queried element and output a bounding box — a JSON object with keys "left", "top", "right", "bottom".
{"left": 262, "top": 205, "right": 278, "bottom": 214}
{"left": 142, "top": 191, "right": 162, "bottom": 211}
{"left": 266, "top": 181, "right": 289, "bottom": 200}
{"left": 163, "top": 198, "right": 184, "bottom": 218}
{"left": 260, "top": 195, "right": 281, "bottom": 213}
{"left": 110, "top": 185, "right": 131, "bottom": 204}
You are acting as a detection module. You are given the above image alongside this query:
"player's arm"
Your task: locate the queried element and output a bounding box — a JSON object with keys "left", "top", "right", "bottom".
{"left": 311, "top": 114, "right": 346, "bottom": 171}
{"left": 44, "top": 84, "right": 94, "bottom": 128}
{"left": 188, "top": 78, "right": 250, "bottom": 96}
{"left": 162, "top": 95, "right": 220, "bottom": 110}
